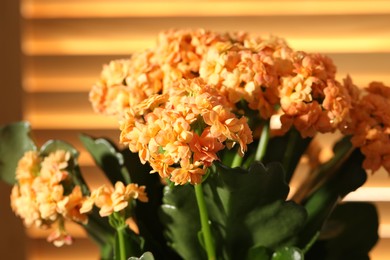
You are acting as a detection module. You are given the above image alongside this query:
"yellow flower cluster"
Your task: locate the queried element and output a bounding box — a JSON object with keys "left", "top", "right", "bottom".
{"left": 91, "top": 28, "right": 390, "bottom": 175}
{"left": 80, "top": 182, "right": 148, "bottom": 217}
{"left": 10, "top": 150, "right": 87, "bottom": 247}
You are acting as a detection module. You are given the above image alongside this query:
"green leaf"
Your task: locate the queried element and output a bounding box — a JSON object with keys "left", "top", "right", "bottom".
{"left": 272, "top": 247, "right": 304, "bottom": 260}
{"left": 79, "top": 134, "right": 130, "bottom": 185}
{"left": 0, "top": 121, "right": 37, "bottom": 184}
{"left": 211, "top": 162, "right": 308, "bottom": 259}
{"left": 129, "top": 252, "right": 155, "bottom": 260}
{"left": 306, "top": 202, "right": 379, "bottom": 260}
{"left": 40, "top": 139, "right": 79, "bottom": 159}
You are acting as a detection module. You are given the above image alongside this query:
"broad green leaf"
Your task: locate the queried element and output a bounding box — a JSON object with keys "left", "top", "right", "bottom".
{"left": 306, "top": 202, "right": 378, "bottom": 260}
{"left": 0, "top": 121, "right": 36, "bottom": 184}
{"left": 40, "top": 139, "right": 79, "bottom": 159}
{"left": 212, "top": 162, "right": 308, "bottom": 259}
{"left": 79, "top": 134, "right": 130, "bottom": 185}
{"left": 272, "top": 247, "right": 304, "bottom": 260}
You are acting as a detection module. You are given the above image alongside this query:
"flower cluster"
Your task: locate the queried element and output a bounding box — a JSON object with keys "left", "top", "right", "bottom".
{"left": 120, "top": 78, "right": 253, "bottom": 185}
{"left": 10, "top": 149, "right": 149, "bottom": 247}
{"left": 10, "top": 150, "right": 87, "bottom": 247}
{"left": 347, "top": 81, "right": 390, "bottom": 173}
{"left": 80, "top": 181, "right": 148, "bottom": 217}
{"left": 92, "top": 28, "right": 390, "bottom": 179}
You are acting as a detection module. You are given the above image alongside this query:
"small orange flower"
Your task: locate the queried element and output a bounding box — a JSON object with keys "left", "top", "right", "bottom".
{"left": 190, "top": 128, "right": 225, "bottom": 166}
{"left": 80, "top": 182, "right": 148, "bottom": 217}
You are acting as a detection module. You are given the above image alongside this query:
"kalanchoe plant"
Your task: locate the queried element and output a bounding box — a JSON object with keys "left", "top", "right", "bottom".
{"left": 0, "top": 28, "right": 385, "bottom": 259}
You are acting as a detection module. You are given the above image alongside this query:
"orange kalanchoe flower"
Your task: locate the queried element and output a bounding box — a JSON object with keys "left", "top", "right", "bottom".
{"left": 90, "top": 29, "right": 233, "bottom": 118}
{"left": 90, "top": 52, "right": 164, "bottom": 118}
{"left": 348, "top": 82, "right": 390, "bottom": 173}
{"left": 155, "top": 28, "right": 231, "bottom": 85}
{"left": 120, "top": 78, "right": 253, "bottom": 185}
{"left": 10, "top": 150, "right": 88, "bottom": 246}
{"left": 278, "top": 52, "right": 351, "bottom": 137}
{"left": 80, "top": 182, "right": 148, "bottom": 217}
{"left": 200, "top": 43, "right": 282, "bottom": 118}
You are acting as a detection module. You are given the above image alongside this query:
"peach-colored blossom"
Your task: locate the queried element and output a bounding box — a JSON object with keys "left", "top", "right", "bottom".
{"left": 170, "top": 162, "right": 206, "bottom": 185}
{"left": 348, "top": 82, "right": 390, "bottom": 174}
{"left": 120, "top": 76, "right": 253, "bottom": 185}
{"left": 80, "top": 182, "right": 148, "bottom": 217}
{"left": 189, "top": 128, "right": 225, "bottom": 166}
{"left": 278, "top": 52, "right": 351, "bottom": 137}
{"left": 199, "top": 43, "right": 281, "bottom": 118}
{"left": 10, "top": 149, "right": 88, "bottom": 246}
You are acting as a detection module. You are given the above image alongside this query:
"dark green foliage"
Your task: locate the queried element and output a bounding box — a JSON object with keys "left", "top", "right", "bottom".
{"left": 160, "top": 162, "right": 308, "bottom": 260}
{"left": 306, "top": 202, "right": 379, "bottom": 260}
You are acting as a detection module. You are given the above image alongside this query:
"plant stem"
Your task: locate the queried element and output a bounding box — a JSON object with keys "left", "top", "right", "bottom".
{"left": 302, "top": 231, "right": 320, "bottom": 254}
{"left": 194, "top": 183, "right": 216, "bottom": 260}
{"left": 231, "top": 152, "right": 243, "bottom": 168}
{"left": 116, "top": 226, "right": 127, "bottom": 260}
{"left": 254, "top": 122, "right": 270, "bottom": 162}
{"left": 282, "top": 128, "right": 300, "bottom": 183}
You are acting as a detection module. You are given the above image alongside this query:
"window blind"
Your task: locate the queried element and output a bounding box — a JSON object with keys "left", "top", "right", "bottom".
{"left": 21, "top": 1, "right": 390, "bottom": 259}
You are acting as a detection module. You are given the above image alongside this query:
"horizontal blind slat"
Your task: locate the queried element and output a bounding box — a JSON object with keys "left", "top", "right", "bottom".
{"left": 23, "top": 53, "right": 390, "bottom": 93}
{"left": 23, "top": 15, "right": 390, "bottom": 55}
{"left": 22, "top": 1, "right": 390, "bottom": 19}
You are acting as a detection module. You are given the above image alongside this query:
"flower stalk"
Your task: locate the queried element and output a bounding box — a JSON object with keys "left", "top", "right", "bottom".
{"left": 254, "top": 121, "right": 270, "bottom": 162}
{"left": 282, "top": 128, "right": 300, "bottom": 183}
{"left": 116, "top": 225, "right": 127, "bottom": 260}
{"left": 194, "top": 183, "right": 216, "bottom": 260}
{"left": 230, "top": 151, "right": 243, "bottom": 168}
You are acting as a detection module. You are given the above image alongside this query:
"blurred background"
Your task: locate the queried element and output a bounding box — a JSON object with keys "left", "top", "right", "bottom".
{"left": 2, "top": 0, "right": 390, "bottom": 259}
